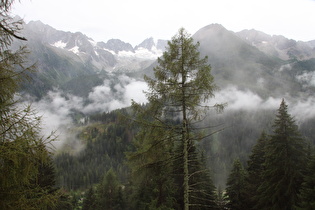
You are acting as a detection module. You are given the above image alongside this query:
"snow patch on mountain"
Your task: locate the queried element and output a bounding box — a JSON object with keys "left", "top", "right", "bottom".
{"left": 52, "top": 40, "right": 67, "bottom": 49}
{"left": 69, "top": 46, "right": 80, "bottom": 55}
{"left": 24, "top": 20, "right": 166, "bottom": 72}
{"left": 54, "top": 38, "right": 161, "bottom": 62}
{"left": 118, "top": 47, "right": 162, "bottom": 60}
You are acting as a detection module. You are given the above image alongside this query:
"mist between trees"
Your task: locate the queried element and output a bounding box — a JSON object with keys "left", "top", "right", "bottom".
{"left": 2, "top": 1, "right": 315, "bottom": 209}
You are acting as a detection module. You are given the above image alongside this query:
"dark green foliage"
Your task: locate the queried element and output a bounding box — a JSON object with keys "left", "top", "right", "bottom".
{"left": 126, "top": 110, "right": 176, "bottom": 209}
{"left": 225, "top": 159, "right": 247, "bottom": 210}
{"left": 189, "top": 151, "right": 218, "bottom": 210}
{"left": 54, "top": 110, "right": 133, "bottom": 190}
{"left": 244, "top": 131, "right": 268, "bottom": 209}
{"left": 256, "top": 99, "right": 308, "bottom": 209}
{"left": 201, "top": 109, "right": 274, "bottom": 188}
{"left": 173, "top": 144, "right": 219, "bottom": 210}
{"left": 296, "top": 151, "right": 315, "bottom": 209}
{"left": 96, "top": 168, "right": 125, "bottom": 210}
{"left": 216, "top": 186, "right": 228, "bottom": 210}
{"left": 34, "top": 155, "right": 57, "bottom": 192}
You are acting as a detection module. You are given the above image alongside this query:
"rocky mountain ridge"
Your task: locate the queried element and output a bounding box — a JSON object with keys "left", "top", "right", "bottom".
{"left": 22, "top": 20, "right": 167, "bottom": 73}
{"left": 236, "top": 29, "right": 315, "bottom": 60}
{"left": 15, "top": 21, "right": 315, "bottom": 100}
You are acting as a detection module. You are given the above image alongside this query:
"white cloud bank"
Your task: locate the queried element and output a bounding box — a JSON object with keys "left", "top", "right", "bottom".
{"left": 213, "top": 86, "right": 279, "bottom": 111}
{"left": 213, "top": 86, "right": 315, "bottom": 122}
{"left": 24, "top": 79, "right": 315, "bottom": 151}
{"left": 28, "top": 75, "right": 148, "bottom": 150}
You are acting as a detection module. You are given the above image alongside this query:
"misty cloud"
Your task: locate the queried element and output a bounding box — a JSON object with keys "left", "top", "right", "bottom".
{"left": 26, "top": 75, "right": 148, "bottom": 151}
{"left": 23, "top": 79, "right": 315, "bottom": 152}
{"left": 213, "top": 86, "right": 279, "bottom": 111}
{"left": 213, "top": 85, "right": 315, "bottom": 123}
{"left": 31, "top": 91, "right": 84, "bottom": 150}
{"left": 296, "top": 71, "right": 315, "bottom": 87}
{"left": 291, "top": 97, "right": 315, "bottom": 122}
{"left": 279, "top": 63, "right": 292, "bottom": 72}
{"left": 83, "top": 75, "right": 148, "bottom": 113}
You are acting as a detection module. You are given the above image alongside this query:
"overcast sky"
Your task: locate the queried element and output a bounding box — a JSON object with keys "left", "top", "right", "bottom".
{"left": 12, "top": 0, "right": 315, "bottom": 46}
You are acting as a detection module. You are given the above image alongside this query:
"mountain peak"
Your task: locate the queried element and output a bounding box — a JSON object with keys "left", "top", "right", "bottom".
{"left": 26, "top": 20, "right": 55, "bottom": 33}
{"left": 192, "top": 23, "right": 234, "bottom": 44}
{"left": 236, "top": 29, "right": 315, "bottom": 60}
{"left": 135, "top": 37, "right": 155, "bottom": 51}
{"left": 198, "top": 23, "right": 227, "bottom": 33}
{"left": 99, "top": 39, "right": 134, "bottom": 54}
{"left": 135, "top": 37, "right": 167, "bottom": 52}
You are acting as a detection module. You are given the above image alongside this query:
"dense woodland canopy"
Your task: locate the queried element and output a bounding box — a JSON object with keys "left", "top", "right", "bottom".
{"left": 1, "top": 1, "right": 315, "bottom": 209}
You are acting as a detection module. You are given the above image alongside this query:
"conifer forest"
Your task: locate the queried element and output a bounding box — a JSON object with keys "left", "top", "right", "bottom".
{"left": 1, "top": 1, "right": 315, "bottom": 209}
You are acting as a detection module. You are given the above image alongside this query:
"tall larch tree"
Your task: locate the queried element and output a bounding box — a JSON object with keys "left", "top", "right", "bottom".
{"left": 256, "top": 99, "right": 307, "bottom": 209}
{"left": 128, "top": 28, "right": 224, "bottom": 210}
{"left": 0, "top": 1, "right": 62, "bottom": 209}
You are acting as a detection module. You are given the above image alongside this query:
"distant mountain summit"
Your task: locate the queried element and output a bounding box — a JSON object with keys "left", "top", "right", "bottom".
{"left": 15, "top": 20, "right": 315, "bottom": 100}
{"left": 135, "top": 37, "right": 167, "bottom": 52}
{"left": 21, "top": 20, "right": 167, "bottom": 73}
{"left": 99, "top": 39, "right": 134, "bottom": 54}
{"left": 236, "top": 29, "right": 315, "bottom": 60}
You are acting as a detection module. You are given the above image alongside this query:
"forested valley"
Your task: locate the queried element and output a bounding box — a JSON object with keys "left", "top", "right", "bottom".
{"left": 2, "top": 1, "right": 315, "bottom": 209}
{"left": 53, "top": 101, "right": 315, "bottom": 209}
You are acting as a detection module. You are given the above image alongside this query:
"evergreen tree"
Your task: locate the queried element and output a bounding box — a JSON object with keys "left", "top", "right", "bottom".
{"left": 244, "top": 131, "right": 268, "bottom": 209}
{"left": 256, "top": 99, "right": 307, "bottom": 209}
{"left": 173, "top": 145, "right": 219, "bottom": 210}
{"left": 128, "top": 28, "right": 224, "bottom": 210}
{"left": 225, "top": 159, "right": 247, "bottom": 210}
{"left": 0, "top": 1, "right": 62, "bottom": 209}
{"left": 82, "top": 187, "right": 96, "bottom": 210}
{"left": 216, "top": 186, "right": 228, "bottom": 210}
{"left": 191, "top": 152, "right": 218, "bottom": 209}
{"left": 296, "top": 150, "right": 315, "bottom": 209}
{"left": 96, "top": 168, "right": 125, "bottom": 210}
{"left": 127, "top": 117, "right": 176, "bottom": 209}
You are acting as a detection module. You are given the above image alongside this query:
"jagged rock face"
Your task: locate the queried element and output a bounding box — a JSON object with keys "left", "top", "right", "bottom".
{"left": 21, "top": 20, "right": 168, "bottom": 73}
{"left": 135, "top": 37, "right": 167, "bottom": 52}
{"left": 99, "top": 39, "right": 134, "bottom": 54}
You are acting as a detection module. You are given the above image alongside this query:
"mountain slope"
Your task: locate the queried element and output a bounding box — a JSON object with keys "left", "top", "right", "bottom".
{"left": 15, "top": 20, "right": 168, "bottom": 98}
{"left": 192, "top": 24, "right": 294, "bottom": 97}
{"left": 16, "top": 20, "right": 315, "bottom": 101}
{"left": 23, "top": 20, "right": 167, "bottom": 72}
{"left": 236, "top": 29, "right": 315, "bottom": 60}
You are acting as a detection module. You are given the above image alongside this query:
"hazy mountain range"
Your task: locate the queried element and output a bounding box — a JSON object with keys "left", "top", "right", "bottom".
{"left": 23, "top": 20, "right": 168, "bottom": 71}
{"left": 13, "top": 20, "right": 315, "bottom": 126}
{"left": 15, "top": 20, "right": 315, "bottom": 99}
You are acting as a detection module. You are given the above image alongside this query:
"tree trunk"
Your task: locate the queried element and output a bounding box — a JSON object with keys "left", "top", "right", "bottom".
{"left": 183, "top": 120, "right": 189, "bottom": 210}
{"left": 181, "top": 49, "right": 189, "bottom": 210}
